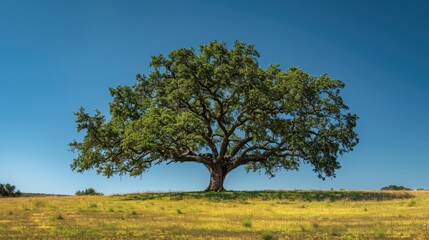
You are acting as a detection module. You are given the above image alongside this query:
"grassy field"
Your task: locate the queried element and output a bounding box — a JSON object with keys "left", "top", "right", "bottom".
{"left": 0, "top": 190, "right": 428, "bottom": 239}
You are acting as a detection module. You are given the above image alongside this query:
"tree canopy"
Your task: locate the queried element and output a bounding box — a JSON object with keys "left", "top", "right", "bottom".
{"left": 70, "top": 40, "right": 358, "bottom": 191}
{"left": 0, "top": 183, "right": 21, "bottom": 197}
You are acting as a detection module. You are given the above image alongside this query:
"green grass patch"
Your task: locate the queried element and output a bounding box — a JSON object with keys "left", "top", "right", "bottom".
{"left": 32, "top": 200, "right": 47, "bottom": 208}
{"left": 242, "top": 219, "right": 252, "bottom": 228}
{"left": 121, "top": 190, "right": 413, "bottom": 202}
{"left": 262, "top": 231, "right": 275, "bottom": 240}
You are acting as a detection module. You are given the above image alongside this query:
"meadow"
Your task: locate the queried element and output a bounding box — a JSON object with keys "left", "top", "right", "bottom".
{"left": 0, "top": 190, "right": 428, "bottom": 239}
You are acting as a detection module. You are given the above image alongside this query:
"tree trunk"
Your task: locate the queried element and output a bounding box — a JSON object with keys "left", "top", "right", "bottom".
{"left": 205, "top": 164, "right": 228, "bottom": 192}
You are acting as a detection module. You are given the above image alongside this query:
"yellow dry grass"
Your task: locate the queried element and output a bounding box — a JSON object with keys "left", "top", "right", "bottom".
{"left": 0, "top": 191, "right": 428, "bottom": 239}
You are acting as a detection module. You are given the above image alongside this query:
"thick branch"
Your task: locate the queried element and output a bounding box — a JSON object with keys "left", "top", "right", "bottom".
{"left": 228, "top": 136, "right": 253, "bottom": 158}
{"left": 168, "top": 150, "right": 208, "bottom": 164}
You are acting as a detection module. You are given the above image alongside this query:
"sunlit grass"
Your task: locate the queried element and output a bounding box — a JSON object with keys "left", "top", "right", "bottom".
{"left": 0, "top": 190, "right": 428, "bottom": 239}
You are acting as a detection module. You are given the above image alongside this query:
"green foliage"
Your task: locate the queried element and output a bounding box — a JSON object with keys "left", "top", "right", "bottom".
{"left": 262, "top": 231, "right": 275, "bottom": 240}
{"left": 242, "top": 219, "right": 252, "bottom": 228}
{"left": 0, "top": 183, "right": 22, "bottom": 197}
{"left": 381, "top": 185, "right": 411, "bottom": 191}
{"left": 70, "top": 40, "right": 358, "bottom": 190}
{"left": 75, "top": 188, "right": 103, "bottom": 196}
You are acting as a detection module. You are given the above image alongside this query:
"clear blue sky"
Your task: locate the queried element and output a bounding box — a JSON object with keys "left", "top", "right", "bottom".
{"left": 1, "top": 0, "right": 428, "bottom": 195}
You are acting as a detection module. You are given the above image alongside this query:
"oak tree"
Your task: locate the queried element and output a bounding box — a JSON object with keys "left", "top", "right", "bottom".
{"left": 70, "top": 41, "right": 358, "bottom": 191}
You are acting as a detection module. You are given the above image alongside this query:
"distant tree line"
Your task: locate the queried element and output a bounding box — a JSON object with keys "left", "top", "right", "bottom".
{"left": 381, "top": 185, "right": 411, "bottom": 191}
{"left": 75, "top": 187, "right": 103, "bottom": 196}
{"left": 0, "top": 183, "right": 21, "bottom": 197}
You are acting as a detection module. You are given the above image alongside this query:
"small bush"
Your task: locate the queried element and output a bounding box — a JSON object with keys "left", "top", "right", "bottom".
{"left": 242, "top": 219, "right": 252, "bottom": 228}
{"left": 0, "top": 183, "right": 22, "bottom": 197}
{"left": 176, "top": 208, "right": 183, "bottom": 214}
{"left": 381, "top": 185, "right": 411, "bottom": 191}
{"left": 262, "top": 231, "right": 275, "bottom": 240}
{"left": 376, "top": 229, "right": 387, "bottom": 238}
{"left": 75, "top": 188, "right": 103, "bottom": 196}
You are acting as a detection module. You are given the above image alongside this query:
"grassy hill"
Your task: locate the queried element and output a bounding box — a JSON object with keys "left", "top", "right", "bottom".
{"left": 0, "top": 190, "right": 427, "bottom": 239}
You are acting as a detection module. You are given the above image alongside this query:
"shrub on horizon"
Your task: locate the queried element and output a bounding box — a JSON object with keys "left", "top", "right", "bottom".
{"left": 75, "top": 187, "right": 103, "bottom": 196}
{"left": 0, "top": 183, "right": 22, "bottom": 197}
{"left": 381, "top": 185, "right": 411, "bottom": 191}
